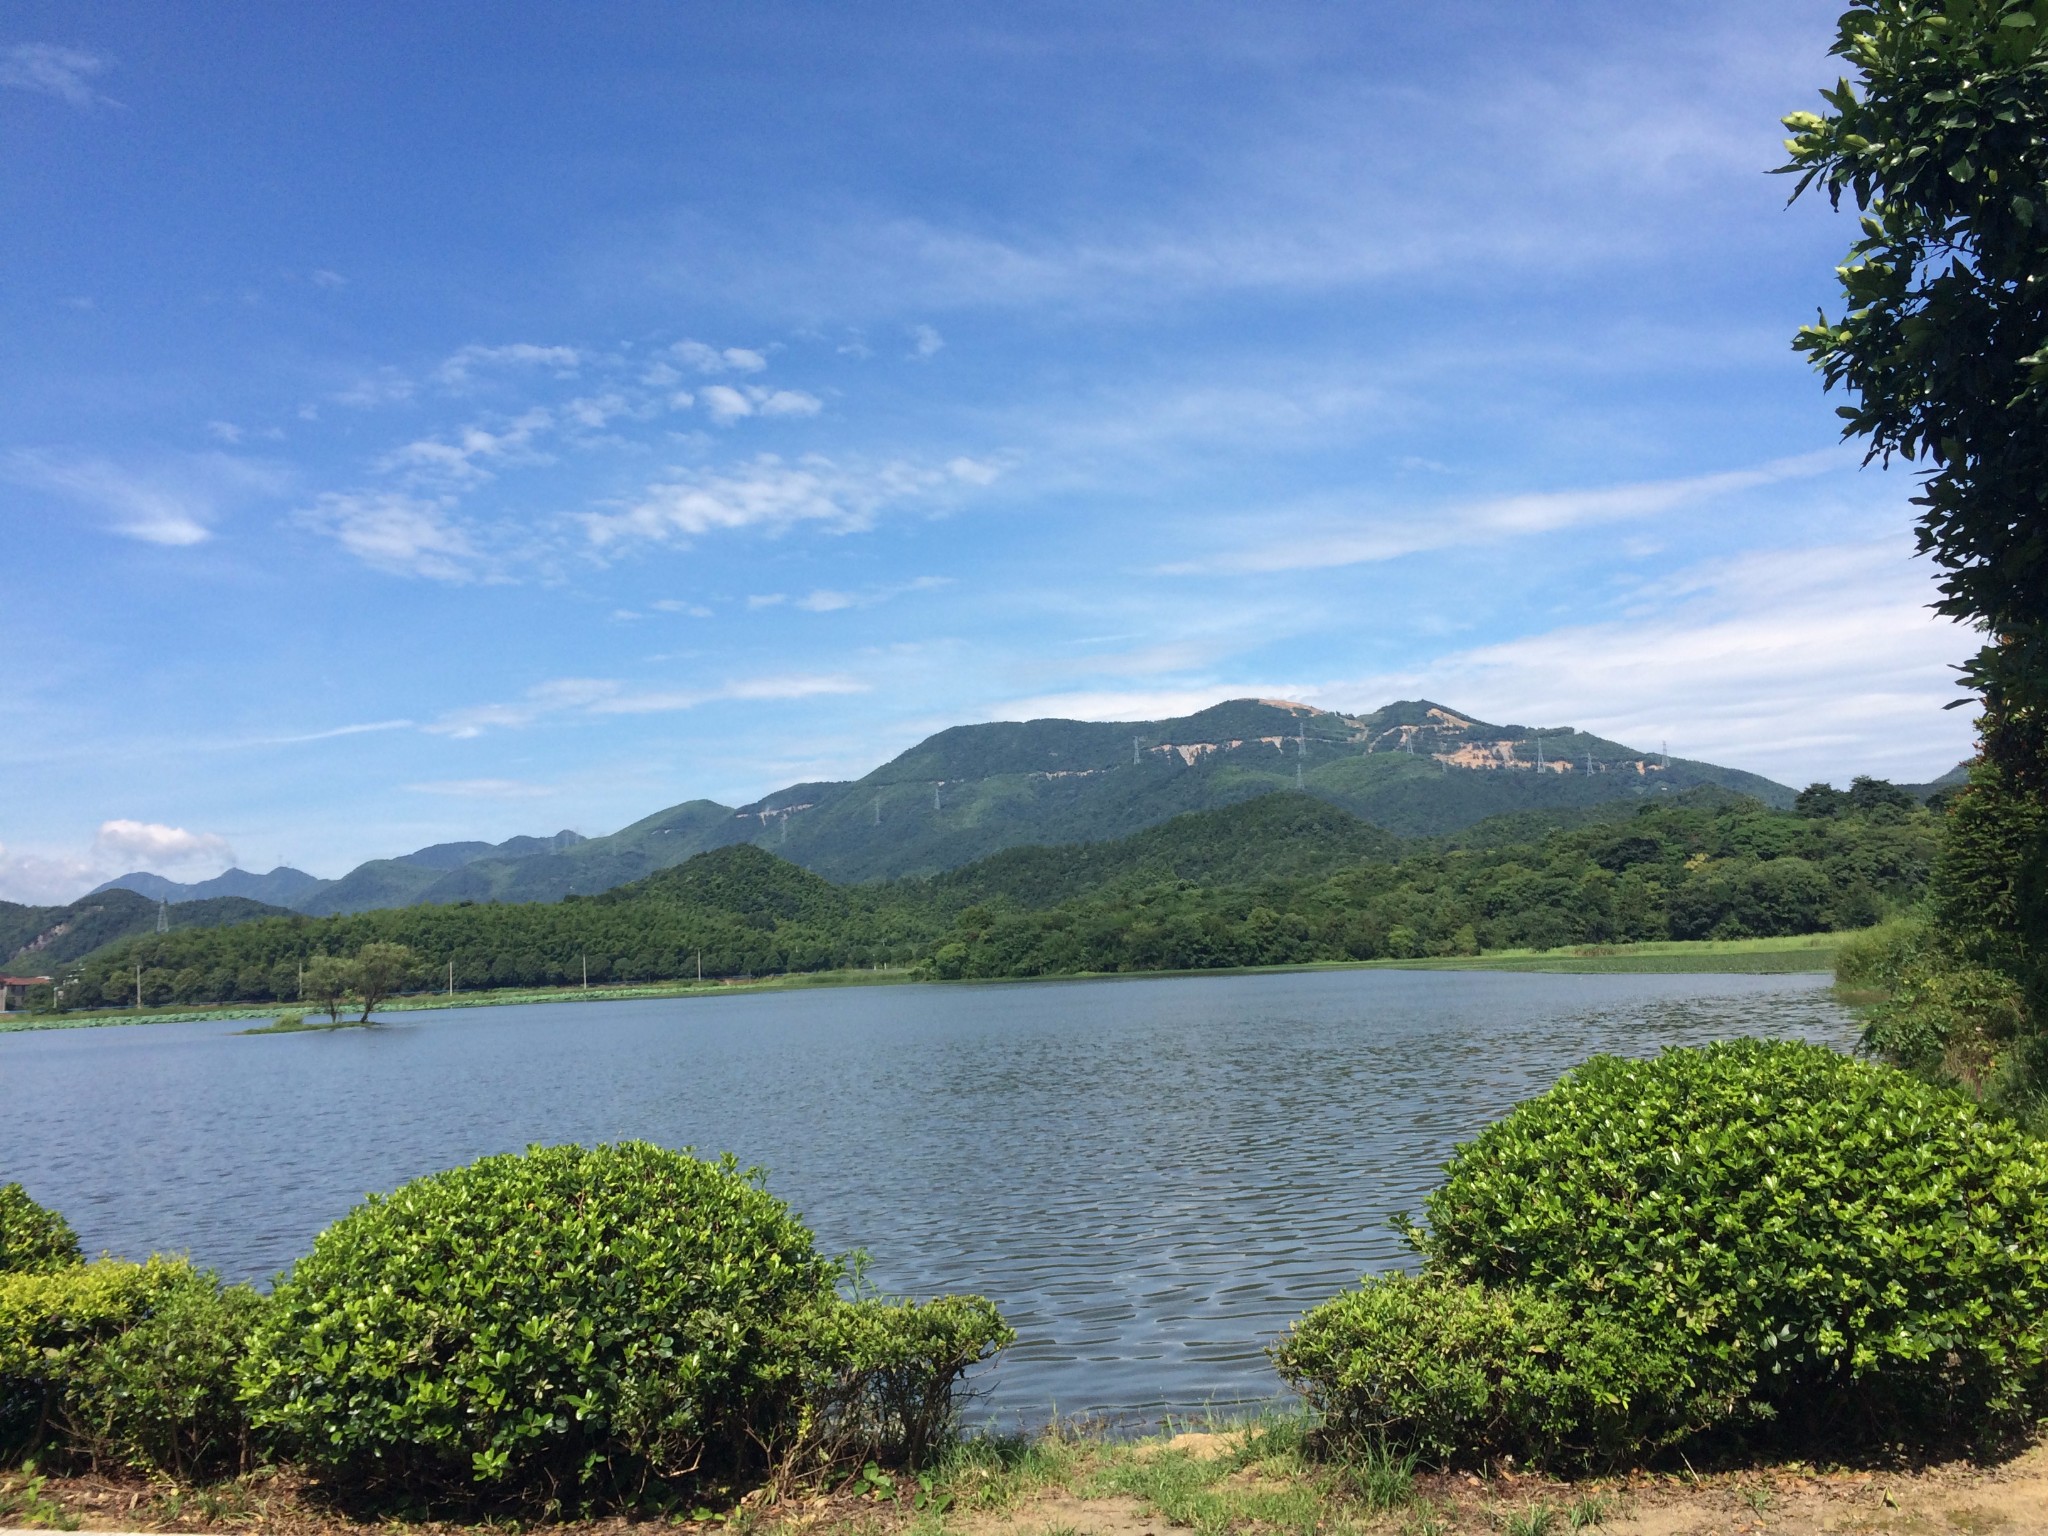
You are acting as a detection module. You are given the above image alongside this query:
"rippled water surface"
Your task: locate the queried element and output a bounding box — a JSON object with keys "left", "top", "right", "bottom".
{"left": 0, "top": 968, "right": 1855, "bottom": 1422}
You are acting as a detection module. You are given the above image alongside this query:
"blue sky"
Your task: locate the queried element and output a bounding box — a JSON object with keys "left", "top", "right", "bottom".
{"left": 0, "top": 2, "right": 1979, "bottom": 901}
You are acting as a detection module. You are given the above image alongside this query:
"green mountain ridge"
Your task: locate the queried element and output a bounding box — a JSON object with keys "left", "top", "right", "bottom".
{"left": 97, "top": 697, "right": 1811, "bottom": 916}
{"left": 42, "top": 785, "right": 1942, "bottom": 1009}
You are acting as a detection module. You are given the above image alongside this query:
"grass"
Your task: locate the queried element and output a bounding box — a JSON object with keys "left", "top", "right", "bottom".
{"left": 1366, "top": 932, "right": 1847, "bottom": 975}
{"left": 238, "top": 1011, "right": 377, "bottom": 1034}
{"left": 913, "top": 1407, "right": 1423, "bottom": 1536}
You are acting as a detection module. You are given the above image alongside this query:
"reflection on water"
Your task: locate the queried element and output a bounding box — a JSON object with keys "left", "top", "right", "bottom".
{"left": 0, "top": 968, "right": 1855, "bottom": 1422}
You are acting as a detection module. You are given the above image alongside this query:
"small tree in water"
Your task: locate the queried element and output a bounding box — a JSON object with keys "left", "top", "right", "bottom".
{"left": 301, "top": 955, "right": 354, "bottom": 1025}
{"left": 353, "top": 942, "right": 416, "bottom": 1023}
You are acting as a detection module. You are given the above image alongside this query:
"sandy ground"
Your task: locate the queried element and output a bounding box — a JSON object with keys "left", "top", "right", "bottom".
{"left": 5, "top": 1438, "right": 2046, "bottom": 1536}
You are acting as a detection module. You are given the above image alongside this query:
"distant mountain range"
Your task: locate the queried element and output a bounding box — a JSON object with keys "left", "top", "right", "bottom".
{"left": 95, "top": 697, "right": 1813, "bottom": 917}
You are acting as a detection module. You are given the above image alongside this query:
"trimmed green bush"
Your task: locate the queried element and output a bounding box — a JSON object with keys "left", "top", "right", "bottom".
{"left": 1275, "top": 1274, "right": 1719, "bottom": 1470}
{"left": 1418, "top": 1040, "right": 2048, "bottom": 1451}
{"left": 800, "top": 1295, "right": 1015, "bottom": 1468}
{"left": 0, "top": 1256, "right": 260, "bottom": 1478}
{"left": 0, "top": 1185, "right": 80, "bottom": 1276}
{"left": 1281, "top": 1042, "right": 2048, "bottom": 1467}
{"left": 240, "top": 1143, "right": 839, "bottom": 1506}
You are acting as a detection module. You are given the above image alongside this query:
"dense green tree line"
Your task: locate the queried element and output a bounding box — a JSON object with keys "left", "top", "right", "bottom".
{"left": 1787, "top": 2, "right": 2048, "bottom": 1118}
{"left": 926, "top": 792, "right": 1937, "bottom": 979}
{"left": 47, "top": 789, "right": 1936, "bottom": 1010}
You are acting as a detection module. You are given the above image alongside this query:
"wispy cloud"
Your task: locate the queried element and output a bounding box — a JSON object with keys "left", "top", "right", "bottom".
{"left": 250, "top": 719, "right": 417, "bottom": 747}
{"left": 381, "top": 407, "right": 555, "bottom": 485}
{"left": 673, "top": 340, "right": 767, "bottom": 374}
{"left": 795, "top": 575, "right": 951, "bottom": 612}
{"left": 1159, "top": 452, "right": 1844, "bottom": 575}
{"left": 908, "top": 324, "right": 944, "bottom": 360}
{"left": 404, "top": 778, "right": 558, "bottom": 798}
{"left": 1, "top": 43, "right": 112, "bottom": 107}
{"left": 434, "top": 342, "right": 583, "bottom": 387}
{"left": 699, "top": 383, "right": 823, "bottom": 423}
{"left": 590, "top": 673, "right": 871, "bottom": 715}
{"left": 3, "top": 449, "right": 285, "bottom": 546}
{"left": 423, "top": 671, "right": 870, "bottom": 737}
{"left": 1313, "top": 539, "right": 1977, "bottom": 784}
{"left": 580, "top": 454, "right": 998, "bottom": 550}
{"left": 295, "top": 492, "right": 486, "bottom": 580}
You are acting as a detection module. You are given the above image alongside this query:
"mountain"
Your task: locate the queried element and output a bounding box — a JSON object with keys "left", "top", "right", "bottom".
{"left": 3, "top": 888, "right": 295, "bottom": 971}
{"left": 92, "top": 866, "right": 328, "bottom": 907}
{"left": 922, "top": 791, "right": 1405, "bottom": 910}
{"left": 86, "top": 698, "right": 1797, "bottom": 917}
{"left": 734, "top": 698, "right": 1792, "bottom": 883}
{"left": 96, "top": 831, "right": 587, "bottom": 915}
{"left": 292, "top": 829, "right": 586, "bottom": 916}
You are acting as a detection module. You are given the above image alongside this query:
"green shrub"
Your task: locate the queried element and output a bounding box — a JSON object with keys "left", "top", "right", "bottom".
{"left": 1414, "top": 1040, "right": 2048, "bottom": 1452}
{"left": 239, "top": 1142, "right": 841, "bottom": 1507}
{"left": 0, "top": 1256, "right": 260, "bottom": 1478}
{"left": 800, "top": 1294, "right": 1014, "bottom": 1468}
{"left": 1833, "top": 916, "right": 1936, "bottom": 993}
{"left": 1274, "top": 1274, "right": 1717, "bottom": 1470}
{"left": 0, "top": 1185, "right": 80, "bottom": 1276}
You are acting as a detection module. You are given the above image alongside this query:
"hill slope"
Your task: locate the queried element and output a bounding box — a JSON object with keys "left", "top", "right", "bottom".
{"left": 84, "top": 698, "right": 1798, "bottom": 915}
{"left": 3, "top": 889, "right": 295, "bottom": 972}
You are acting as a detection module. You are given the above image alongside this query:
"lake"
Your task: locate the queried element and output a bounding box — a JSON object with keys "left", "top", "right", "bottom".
{"left": 0, "top": 967, "right": 1856, "bottom": 1425}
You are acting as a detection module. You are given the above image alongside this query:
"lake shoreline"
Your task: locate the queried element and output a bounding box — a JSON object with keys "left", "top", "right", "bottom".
{"left": 0, "top": 933, "right": 1848, "bottom": 1035}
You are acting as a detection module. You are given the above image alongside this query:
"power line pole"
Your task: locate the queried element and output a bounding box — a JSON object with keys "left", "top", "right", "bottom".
{"left": 581, "top": 954, "right": 588, "bottom": 990}
{"left": 446, "top": 959, "right": 453, "bottom": 997}
{"left": 134, "top": 964, "right": 142, "bottom": 1009}
{"left": 1132, "top": 736, "right": 1140, "bottom": 765}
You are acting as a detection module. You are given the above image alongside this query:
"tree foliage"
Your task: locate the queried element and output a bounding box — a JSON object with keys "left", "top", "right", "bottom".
{"left": 1782, "top": 0, "right": 2048, "bottom": 749}
{"left": 47, "top": 792, "right": 1938, "bottom": 1006}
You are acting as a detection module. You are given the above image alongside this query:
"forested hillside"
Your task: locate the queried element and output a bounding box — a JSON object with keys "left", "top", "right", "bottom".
{"left": 2, "top": 888, "right": 293, "bottom": 973}
{"left": 45, "top": 786, "right": 1937, "bottom": 1009}
{"left": 92, "top": 698, "right": 1802, "bottom": 914}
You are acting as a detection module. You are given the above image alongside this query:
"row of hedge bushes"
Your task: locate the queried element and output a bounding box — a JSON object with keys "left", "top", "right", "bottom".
{"left": 1274, "top": 1040, "right": 2048, "bottom": 1468}
{"left": 0, "top": 1145, "right": 1012, "bottom": 1512}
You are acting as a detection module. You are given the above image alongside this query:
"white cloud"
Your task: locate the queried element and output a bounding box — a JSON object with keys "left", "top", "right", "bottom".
{"left": 795, "top": 575, "right": 951, "bottom": 612}
{"left": 404, "top": 779, "right": 557, "bottom": 799}
{"left": 382, "top": 406, "right": 554, "bottom": 484}
{"left": 581, "top": 454, "right": 983, "bottom": 549}
{"left": 701, "top": 384, "right": 754, "bottom": 423}
{"left": 422, "top": 671, "right": 867, "bottom": 737}
{"left": 434, "top": 342, "right": 583, "bottom": 387}
{"left": 0, "top": 844, "right": 105, "bottom": 906}
{"left": 756, "top": 388, "right": 822, "bottom": 417}
{"left": 296, "top": 491, "right": 484, "bottom": 581}
{"left": 425, "top": 677, "right": 622, "bottom": 738}
{"left": 2, "top": 449, "right": 284, "bottom": 546}
{"left": 590, "top": 673, "right": 871, "bottom": 716}
{"left": 94, "top": 819, "right": 234, "bottom": 870}
{"left": 206, "top": 420, "right": 244, "bottom": 445}
{"left": 673, "top": 340, "right": 768, "bottom": 374}
{"left": 1159, "top": 452, "right": 1843, "bottom": 575}
{"left": 908, "top": 324, "right": 945, "bottom": 360}
{"left": 747, "top": 593, "right": 788, "bottom": 609}
{"left": 1317, "top": 539, "right": 1979, "bottom": 785}
{"left": 946, "top": 456, "right": 1001, "bottom": 486}
{"left": 650, "top": 599, "right": 713, "bottom": 617}
{"left": 1, "top": 817, "right": 248, "bottom": 902}
{"left": 698, "top": 384, "right": 823, "bottom": 424}
{"left": 0, "top": 43, "right": 111, "bottom": 107}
